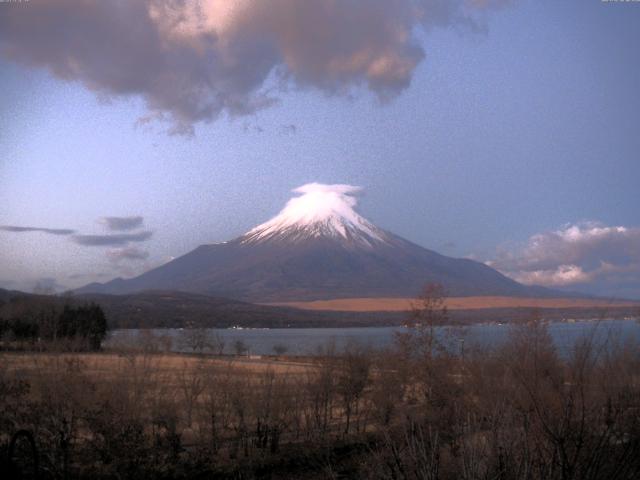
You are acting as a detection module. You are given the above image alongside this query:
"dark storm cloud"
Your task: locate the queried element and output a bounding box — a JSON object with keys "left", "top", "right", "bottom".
{"left": 106, "top": 246, "right": 150, "bottom": 262}
{"left": 100, "top": 216, "right": 144, "bottom": 231}
{"left": 0, "top": 0, "right": 509, "bottom": 134}
{"left": 72, "top": 231, "right": 153, "bottom": 247}
{"left": 0, "top": 225, "right": 76, "bottom": 235}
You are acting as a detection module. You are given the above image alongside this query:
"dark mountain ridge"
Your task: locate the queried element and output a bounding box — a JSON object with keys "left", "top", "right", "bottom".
{"left": 75, "top": 233, "right": 559, "bottom": 301}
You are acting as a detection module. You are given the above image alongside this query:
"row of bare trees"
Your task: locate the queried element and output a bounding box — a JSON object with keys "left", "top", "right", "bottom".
{"left": 2, "top": 286, "right": 640, "bottom": 478}
{"left": 112, "top": 327, "right": 290, "bottom": 357}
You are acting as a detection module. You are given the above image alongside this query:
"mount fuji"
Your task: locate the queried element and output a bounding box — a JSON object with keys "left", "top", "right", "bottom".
{"left": 76, "top": 183, "right": 554, "bottom": 301}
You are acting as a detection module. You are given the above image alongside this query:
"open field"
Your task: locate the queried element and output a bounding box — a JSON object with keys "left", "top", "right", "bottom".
{"left": 268, "top": 296, "right": 640, "bottom": 312}
{"left": 0, "top": 351, "right": 314, "bottom": 378}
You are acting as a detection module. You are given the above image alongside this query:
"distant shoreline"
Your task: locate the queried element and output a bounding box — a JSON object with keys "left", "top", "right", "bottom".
{"left": 266, "top": 296, "right": 640, "bottom": 312}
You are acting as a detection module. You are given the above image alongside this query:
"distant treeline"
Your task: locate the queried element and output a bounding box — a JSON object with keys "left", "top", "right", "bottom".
{"left": 72, "top": 291, "right": 640, "bottom": 329}
{"left": 0, "top": 288, "right": 637, "bottom": 330}
{"left": 0, "top": 296, "right": 108, "bottom": 350}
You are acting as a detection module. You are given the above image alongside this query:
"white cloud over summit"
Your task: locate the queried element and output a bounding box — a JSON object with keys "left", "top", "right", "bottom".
{"left": 244, "top": 182, "right": 387, "bottom": 245}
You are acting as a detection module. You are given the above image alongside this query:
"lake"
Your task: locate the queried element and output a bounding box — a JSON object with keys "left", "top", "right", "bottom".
{"left": 106, "top": 318, "right": 640, "bottom": 356}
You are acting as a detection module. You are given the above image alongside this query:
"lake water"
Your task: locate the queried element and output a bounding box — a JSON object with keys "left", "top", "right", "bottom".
{"left": 106, "top": 318, "right": 640, "bottom": 356}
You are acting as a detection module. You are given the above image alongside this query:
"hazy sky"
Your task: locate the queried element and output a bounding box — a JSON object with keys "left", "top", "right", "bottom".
{"left": 1, "top": 0, "right": 639, "bottom": 298}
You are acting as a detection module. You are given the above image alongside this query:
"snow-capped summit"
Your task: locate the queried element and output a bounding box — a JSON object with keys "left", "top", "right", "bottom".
{"left": 75, "top": 182, "right": 557, "bottom": 302}
{"left": 241, "top": 183, "right": 389, "bottom": 247}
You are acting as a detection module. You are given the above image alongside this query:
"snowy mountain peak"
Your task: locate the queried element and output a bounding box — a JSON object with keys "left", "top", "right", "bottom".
{"left": 241, "top": 183, "right": 390, "bottom": 247}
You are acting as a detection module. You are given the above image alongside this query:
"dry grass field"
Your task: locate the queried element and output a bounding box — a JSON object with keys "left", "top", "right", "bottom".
{"left": 268, "top": 296, "right": 640, "bottom": 312}
{"left": 0, "top": 351, "right": 313, "bottom": 381}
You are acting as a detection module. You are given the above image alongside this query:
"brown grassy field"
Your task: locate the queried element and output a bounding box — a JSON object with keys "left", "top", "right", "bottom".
{"left": 0, "top": 351, "right": 313, "bottom": 379}
{"left": 267, "top": 296, "right": 640, "bottom": 312}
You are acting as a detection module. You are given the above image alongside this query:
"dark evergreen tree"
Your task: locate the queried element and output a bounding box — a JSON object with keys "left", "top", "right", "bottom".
{"left": 84, "top": 303, "right": 108, "bottom": 350}
{"left": 0, "top": 299, "right": 108, "bottom": 350}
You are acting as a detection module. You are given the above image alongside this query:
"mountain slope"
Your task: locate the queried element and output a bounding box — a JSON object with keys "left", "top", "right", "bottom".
{"left": 75, "top": 183, "right": 558, "bottom": 301}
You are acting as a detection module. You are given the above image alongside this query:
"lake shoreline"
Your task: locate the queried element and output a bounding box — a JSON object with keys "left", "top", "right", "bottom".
{"left": 106, "top": 318, "right": 640, "bottom": 357}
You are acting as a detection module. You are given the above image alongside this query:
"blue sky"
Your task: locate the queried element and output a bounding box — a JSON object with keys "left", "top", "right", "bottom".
{"left": 1, "top": 0, "right": 639, "bottom": 298}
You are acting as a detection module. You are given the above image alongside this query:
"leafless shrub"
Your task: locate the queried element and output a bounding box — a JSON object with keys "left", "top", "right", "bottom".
{"left": 177, "top": 359, "right": 205, "bottom": 427}
{"left": 233, "top": 339, "right": 249, "bottom": 356}
{"left": 337, "top": 341, "right": 371, "bottom": 435}
{"left": 273, "top": 343, "right": 288, "bottom": 356}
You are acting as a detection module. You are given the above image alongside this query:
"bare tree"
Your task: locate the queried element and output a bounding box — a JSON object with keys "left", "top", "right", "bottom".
{"left": 211, "top": 332, "right": 226, "bottom": 355}
{"left": 177, "top": 360, "right": 205, "bottom": 427}
{"left": 337, "top": 341, "right": 371, "bottom": 434}
{"left": 233, "top": 339, "right": 248, "bottom": 356}
{"left": 273, "top": 343, "right": 288, "bottom": 356}
{"left": 408, "top": 282, "right": 449, "bottom": 357}
{"left": 180, "top": 327, "right": 211, "bottom": 354}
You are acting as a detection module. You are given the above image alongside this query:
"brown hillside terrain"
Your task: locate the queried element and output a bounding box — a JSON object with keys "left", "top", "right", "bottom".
{"left": 267, "top": 296, "right": 640, "bottom": 312}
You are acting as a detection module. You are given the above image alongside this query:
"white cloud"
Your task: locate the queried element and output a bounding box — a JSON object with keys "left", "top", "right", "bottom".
{"left": 508, "top": 264, "right": 594, "bottom": 287}
{"left": 488, "top": 222, "right": 640, "bottom": 296}
{"left": 243, "top": 182, "right": 388, "bottom": 244}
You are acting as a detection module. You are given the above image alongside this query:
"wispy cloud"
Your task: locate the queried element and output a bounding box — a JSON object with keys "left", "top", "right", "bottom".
{"left": 67, "top": 272, "right": 109, "bottom": 280}
{"left": 72, "top": 231, "right": 153, "bottom": 247}
{"left": 106, "top": 246, "right": 150, "bottom": 263}
{"left": 280, "top": 124, "right": 297, "bottom": 135}
{"left": 32, "top": 277, "right": 66, "bottom": 294}
{"left": 99, "top": 216, "right": 144, "bottom": 231}
{"left": 0, "top": 279, "right": 17, "bottom": 290}
{"left": 0, "top": 0, "right": 509, "bottom": 135}
{"left": 1, "top": 218, "right": 151, "bottom": 246}
{"left": 0, "top": 225, "right": 75, "bottom": 235}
